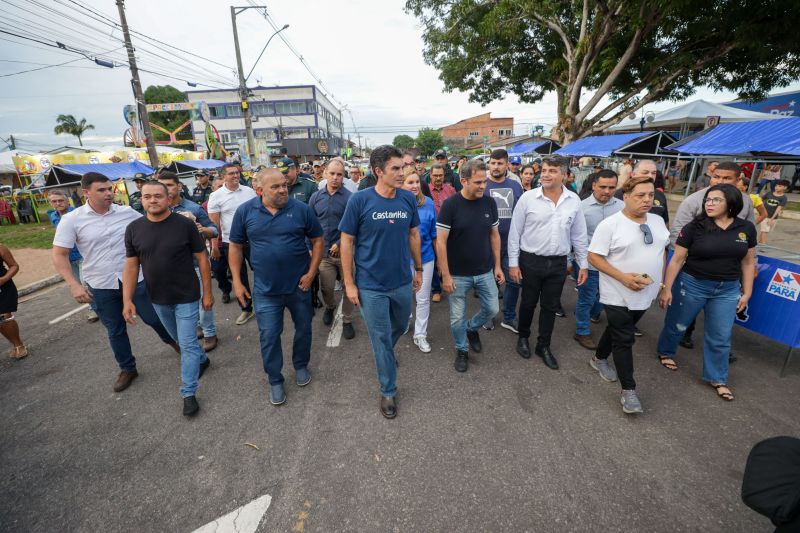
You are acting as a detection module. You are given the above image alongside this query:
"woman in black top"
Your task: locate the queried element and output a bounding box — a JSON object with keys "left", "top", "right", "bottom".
{"left": 656, "top": 184, "right": 756, "bottom": 401}
{"left": 0, "top": 244, "right": 27, "bottom": 359}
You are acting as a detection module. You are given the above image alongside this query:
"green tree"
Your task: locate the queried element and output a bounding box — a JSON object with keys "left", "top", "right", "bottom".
{"left": 415, "top": 127, "right": 444, "bottom": 156}
{"left": 393, "top": 134, "right": 416, "bottom": 149}
{"left": 53, "top": 114, "right": 94, "bottom": 146}
{"left": 406, "top": 0, "right": 800, "bottom": 142}
{"left": 143, "top": 85, "right": 193, "bottom": 146}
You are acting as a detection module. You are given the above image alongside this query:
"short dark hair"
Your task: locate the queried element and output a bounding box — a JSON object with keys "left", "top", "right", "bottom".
{"left": 697, "top": 184, "right": 743, "bottom": 230}
{"left": 520, "top": 164, "right": 534, "bottom": 174}
{"left": 775, "top": 179, "right": 791, "bottom": 189}
{"left": 460, "top": 159, "right": 486, "bottom": 180}
{"left": 595, "top": 169, "right": 618, "bottom": 181}
{"left": 370, "top": 145, "right": 403, "bottom": 174}
{"left": 81, "top": 172, "right": 110, "bottom": 189}
{"left": 156, "top": 171, "right": 181, "bottom": 185}
{"left": 489, "top": 149, "right": 508, "bottom": 162}
{"left": 541, "top": 156, "right": 569, "bottom": 174}
{"left": 430, "top": 163, "right": 445, "bottom": 173}
{"left": 715, "top": 161, "right": 741, "bottom": 175}
{"left": 141, "top": 181, "right": 169, "bottom": 195}
{"left": 221, "top": 163, "right": 239, "bottom": 175}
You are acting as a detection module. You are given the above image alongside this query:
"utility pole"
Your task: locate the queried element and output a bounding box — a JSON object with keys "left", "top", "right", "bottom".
{"left": 231, "top": 6, "right": 256, "bottom": 166}
{"left": 116, "top": 0, "right": 159, "bottom": 169}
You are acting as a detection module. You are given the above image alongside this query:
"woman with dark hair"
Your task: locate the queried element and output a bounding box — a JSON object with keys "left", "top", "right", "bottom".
{"left": 519, "top": 164, "right": 536, "bottom": 191}
{"left": 656, "top": 184, "right": 756, "bottom": 401}
{"left": 578, "top": 172, "right": 597, "bottom": 200}
{"left": 0, "top": 244, "right": 26, "bottom": 359}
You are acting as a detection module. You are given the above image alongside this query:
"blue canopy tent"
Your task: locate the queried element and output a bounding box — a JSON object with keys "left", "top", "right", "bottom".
{"left": 508, "top": 139, "right": 561, "bottom": 156}
{"left": 666, "top": 117, "right": 800, "bottom": 158}
{"left": 162, "top": 159, "right": 226, "bottom": 174}
{"left": 554, "top": 132, "right": 650, "bottom": 157}
{"left": 45, "top": 161, "right": 155, "bottom": 187}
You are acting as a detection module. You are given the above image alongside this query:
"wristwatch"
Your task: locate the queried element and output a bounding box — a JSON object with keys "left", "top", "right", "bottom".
{"left": 414, "top": 266, "right": 423, "bottom": 272}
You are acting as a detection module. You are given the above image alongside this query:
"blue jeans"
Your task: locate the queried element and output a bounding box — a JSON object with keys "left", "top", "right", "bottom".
{"left": 575, "top": 270, "right": 604, "bottom": 335}
{"left": 152, "top": 301, "right": 207, "bottom": 397}
{"left": 89, "top": 280, "right": 173, "bottom": 372}
{"left": 449, "top": 271, "right": 499, "bottom": 352}
{"left": 195, "top": 267, "right": 216, "bottom": 337}
{"left": 359, "top": 283, "right": 412, "bottom": 398}
{"left": 253, "top": 287, "right": 313, "bottom": 385}
{"left": 431, "top": 264, "right": 442, "bottom": 295}
{"left": 656, "top": 272, "right": 741, "bottom": 384}
{"left": 501, "top": 256, "right": 520, "bottom": 322}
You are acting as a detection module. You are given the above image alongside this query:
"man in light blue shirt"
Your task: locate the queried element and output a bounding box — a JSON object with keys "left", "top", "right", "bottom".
{"left": 574, "top": 170, "right": 623, "bottom": 350}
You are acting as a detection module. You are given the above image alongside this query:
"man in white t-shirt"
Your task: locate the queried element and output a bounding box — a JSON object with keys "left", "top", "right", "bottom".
{"left": 588, "top": 175, "right": 669, "bottom": 415}
{"left": 207, "top": 163, "right": 257, "bottom": 325}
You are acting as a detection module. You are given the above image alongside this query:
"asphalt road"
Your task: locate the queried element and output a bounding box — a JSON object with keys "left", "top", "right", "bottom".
{"left": 1, "top": 277, "right": 797, "bottom": 532}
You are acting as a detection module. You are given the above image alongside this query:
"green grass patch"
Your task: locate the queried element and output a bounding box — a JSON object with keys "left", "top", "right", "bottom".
{"left": 0, "top": 223, "right": 55, "bottom": 249}
{"left": 786, "top": 201, "right": 800, "bottom": 212}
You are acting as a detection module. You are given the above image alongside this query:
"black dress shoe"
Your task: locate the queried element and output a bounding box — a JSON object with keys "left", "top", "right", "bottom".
{"left": 454, "top": 350, "right": 469, "bottom": 372}
{"left": 199, "top": 358, "right": 210, "bottom": 378}
{"left": 323, "top": 308, "right": 334, "bottom": 326}
{"left": 183, "top": 395, "right": 200, "bottom": 417}
{"left": 380, "top": 396, "right": 397, "bottom": 419}
{"left": 221, "top": 292, "right": 231, "bottom": 304}
{"left": 516, "top": 337, "right": 531, "bottom": 359}
{"left": 679, "top": 336, "right": 694, "bottom": 349}
{"left": 535, "top": 345, "right": 559, "bottom": 369}
{"left": 342, "top": 322, "right": 355, "bottom": 339}
{"left": 466, "top": 329, "right": 482, "bottom": 353}
{"left": 554, "top": 307, "right": 566, "bottom": 318}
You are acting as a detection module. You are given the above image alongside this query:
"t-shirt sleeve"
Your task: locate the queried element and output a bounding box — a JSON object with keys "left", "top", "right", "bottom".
{"left": 206, "top": 192, "right": 221, "bottom": 214}
{"left": 188, "top": 218, "right": 206, "bottom": 253}
{"left": 305, "top": 205, "right": 324, "bottom": 239}
{"left": 338, "top": 194, "right": 360, "bottom": 236}
{"left": 409, "top": 195, "right": 420, "bottom": 228}
{"left": 489, "top": 198, "right": 499, "bottom": 227}
{"left": 588, "top": 217, "right": 612, "bottom": 257}
{"left": 436, "top": 197, "right": 453, "bottom": 233}
{"left": 675, "top": 219, "right": 696, "bottom": 249}
{"left": 228, "top": 204, "right": 247, "bottom": 244}
{"left": 124, "top": 224, "right": 137, "bottom": 258}
{"left": 52, "top": 213, "right": 76, "bottom": 249}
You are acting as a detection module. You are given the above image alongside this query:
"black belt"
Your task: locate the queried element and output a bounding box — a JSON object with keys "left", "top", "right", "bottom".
{"left": 521, "top": 251, "right": 567, "bottom": 260}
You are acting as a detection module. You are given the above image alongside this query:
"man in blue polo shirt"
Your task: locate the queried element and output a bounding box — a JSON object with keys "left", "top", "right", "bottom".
{"left": 339, "top": 145, "right": 423, "bottom": 420}
{"left": 229, "top": 168, "right": 324, "bottom": 406}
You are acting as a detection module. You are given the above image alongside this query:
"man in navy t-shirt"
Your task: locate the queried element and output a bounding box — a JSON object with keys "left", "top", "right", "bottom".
{"left": 339, "top": 145, "right": 423, "bottom": 419}
{"left": 436, "top": 159, "right": 504, "bottom": 373}
{"left": 228, "top": 169, "right": 324, "bottom": 406}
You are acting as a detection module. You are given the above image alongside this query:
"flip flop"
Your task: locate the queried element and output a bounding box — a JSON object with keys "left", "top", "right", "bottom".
{"left": 711, "top": 383, "right": 734, "bottom": 401}
{"left": 659, "top": 357, "right": 678, "bottom": 371}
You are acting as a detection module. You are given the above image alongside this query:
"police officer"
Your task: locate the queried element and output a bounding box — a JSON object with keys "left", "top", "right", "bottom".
{"left": 276, "top": 157, "right": 317, "bottom": 204}
{"left": 127, "top": 173, "right": 147, "bottom": 214}
{"left": 192, "top": 170, "right": 213, "bottom": 205}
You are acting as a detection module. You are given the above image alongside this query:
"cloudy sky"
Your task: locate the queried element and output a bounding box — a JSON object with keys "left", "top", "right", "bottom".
{"left": 1, "top": 0, "right": 798, "bottom": 152}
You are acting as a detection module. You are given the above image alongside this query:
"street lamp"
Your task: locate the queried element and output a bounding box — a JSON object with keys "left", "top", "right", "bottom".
{"left": 246, "top": 24, "right": 289, "bottom": 83}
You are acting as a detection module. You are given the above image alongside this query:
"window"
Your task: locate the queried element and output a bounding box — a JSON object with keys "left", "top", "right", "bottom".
{"left": 226, "top": 104, "right": 243, "bottom": 118}
{"left": 498, "top": 128, "right": 512, "bottom": 137}
{"left": 469, "top": 131, "right": 480, "bottom": 137}
{"left": 283, "top": 128, "right": 309, "bottom": 139}
{"left": 208, "top": 104, "right": 225, "bottom": 118}
{"left": 251, "top": 102, "right": 273, "bottom": 116}
{"left": 274, "top": 101, "right": 306, "bottom": 115}
{"left": 255, "top": 129, "right": 277, "bottom": 141}
{"left": 307, "top": 102, "right": 317, "bottom": 113}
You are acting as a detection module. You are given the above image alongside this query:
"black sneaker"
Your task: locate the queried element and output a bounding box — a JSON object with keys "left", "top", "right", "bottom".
{"left": 466, "top": 329, "right": 482, "bottom": 352}
{"left": 323, "top": 308, "right": 334, "bottom": 326}
{"left": 679, "top": 336, "right": 694, "bottom": 349}
{"left": 199, "top": 358, "right": 210, "bottom": 378}
{"left": 183, "top": 395, "right": 200, "bottom": 417}
{"left": 454, "top": 350, "right": 468, "bottom": 372}
{"left": 221, "top": 292, "right": 231, "bottom": 304}
{"left": 633, "top": 327, "right": 643, "bottom": 337}
{"left": 342, "top": 322, "right": 355, "bottom": 339}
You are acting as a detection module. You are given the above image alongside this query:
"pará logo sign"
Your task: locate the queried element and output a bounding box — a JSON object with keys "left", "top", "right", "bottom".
{"left": 766, "top": 268, "right": 800, "bottom": 301}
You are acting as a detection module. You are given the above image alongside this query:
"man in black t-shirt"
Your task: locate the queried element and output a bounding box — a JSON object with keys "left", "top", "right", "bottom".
{"left": 122, "top": 181, "right": 214, "bottom": 418}
{"left": 436, "top": 159, "right": 504, "bottom": 373}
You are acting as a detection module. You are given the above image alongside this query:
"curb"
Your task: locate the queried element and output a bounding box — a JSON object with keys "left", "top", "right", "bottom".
{"left": 18, "top": 275, "right": 63, "bottom": 297}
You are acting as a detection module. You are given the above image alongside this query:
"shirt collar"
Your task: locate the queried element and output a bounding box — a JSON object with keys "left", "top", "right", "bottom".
{"left": 85, "top": 201, "right": 118, "bottom": 216}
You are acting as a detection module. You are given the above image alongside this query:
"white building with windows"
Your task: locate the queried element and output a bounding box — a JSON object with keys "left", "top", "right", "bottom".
{"left": 186, "top": 84, "right": 344, "bottom": 159}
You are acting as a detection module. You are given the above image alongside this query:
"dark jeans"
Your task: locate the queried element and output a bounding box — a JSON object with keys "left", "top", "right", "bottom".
{"left": 216, "top": 242, "right": 252, "bottom": 311}
{"left": 431, "top": 264, "right": 442, "bottom": 295}
{"left": 596, "top": 305, "right": 646, "bottom": 390}
{"left": 501, "top": 255, "right": 520, "bottom": 322}
{"left": 518, "top": 252, "right": 567, "bottom": 346}
{"left": 89, "top": 280, "right": 173, "bottom": 372}
{"left": 253, "top": 287, "right": 313, "bottom": 385}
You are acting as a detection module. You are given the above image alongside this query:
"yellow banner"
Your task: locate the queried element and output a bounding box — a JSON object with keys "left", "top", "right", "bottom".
{"left": 145, "top": 102, "right": 196, "bottom": 112}
{"left": 12, "top": 150, "right": 209, "bottom": 174}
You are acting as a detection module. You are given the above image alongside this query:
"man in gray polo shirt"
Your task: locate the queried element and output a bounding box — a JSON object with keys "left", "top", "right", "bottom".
{"left": 574, "top": 169, "right": 624, "bottom": 350}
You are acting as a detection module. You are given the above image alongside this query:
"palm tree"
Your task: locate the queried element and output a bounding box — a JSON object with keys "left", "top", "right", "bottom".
{"left": 54, "top": 114, "right": 95, "bottom": 146}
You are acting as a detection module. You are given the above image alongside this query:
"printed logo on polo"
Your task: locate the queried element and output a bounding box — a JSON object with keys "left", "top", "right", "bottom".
{"left": 766, "top": 268, "right": 800, "bottom": 301}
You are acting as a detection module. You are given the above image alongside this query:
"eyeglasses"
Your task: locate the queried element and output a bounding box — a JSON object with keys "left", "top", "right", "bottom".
{"left": 704, "top": 197, "right": 724, "bottom": 205}
{"left": 639, "top": 224, "right": 653, "bottom": 245}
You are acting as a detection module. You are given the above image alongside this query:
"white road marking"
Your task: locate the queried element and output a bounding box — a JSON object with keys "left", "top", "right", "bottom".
{"left": 325, "top": 298, "right": 344, "bottom": 348}
{"left": 191, "top": 494, "right": 272, "bottom": 533}
{"left": 48, "top": 304, "right": 90, "bottom": 325}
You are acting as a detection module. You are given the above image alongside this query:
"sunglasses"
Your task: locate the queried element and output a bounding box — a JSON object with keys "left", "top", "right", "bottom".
{"left": 640, "top": 224, "right": 653, "bottom": 245}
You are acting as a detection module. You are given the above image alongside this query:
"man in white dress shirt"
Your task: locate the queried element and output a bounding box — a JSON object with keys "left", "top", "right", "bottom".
{"left": 508, "top": 157, "right": 589, "bottom": 370}
{"left": 52, "top": 172, "right": 178, "bottom": 393}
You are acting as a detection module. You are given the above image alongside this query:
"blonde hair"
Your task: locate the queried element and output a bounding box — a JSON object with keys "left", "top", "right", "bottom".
{"left": 404, "top": 172, "right": 426, "bottom": 207}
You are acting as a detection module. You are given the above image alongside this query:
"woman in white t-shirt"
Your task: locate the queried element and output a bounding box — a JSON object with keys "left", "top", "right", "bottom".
{"left": 587, "top": 175, "right": 670, "bottom": 414}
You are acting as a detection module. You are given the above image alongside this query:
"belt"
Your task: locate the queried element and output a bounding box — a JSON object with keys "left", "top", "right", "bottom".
{"left": 521, "top": 251, "right": 567, "bottom": 260}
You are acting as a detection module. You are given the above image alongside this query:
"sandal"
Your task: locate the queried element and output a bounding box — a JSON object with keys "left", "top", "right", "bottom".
{"left": 711, "top": 383, "right": 734, "bottom": 401}
{"left": 10, "top": 345, "right": 28, "bottom": 360}
{"left": 658, "top": 357, "right": 678, "bottom": 371}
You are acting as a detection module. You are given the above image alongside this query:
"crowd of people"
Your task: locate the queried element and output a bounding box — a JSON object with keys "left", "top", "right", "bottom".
{"left": 1, "top": 143, "right": 765, "bottom": 419}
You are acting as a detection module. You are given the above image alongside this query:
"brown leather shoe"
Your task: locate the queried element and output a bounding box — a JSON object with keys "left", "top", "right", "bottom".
{"left": 573, "top": 334, "right": 597, "bottom": 351}
{"left": 380, "top": 396, "right": 397, "bottom": 419}
{"left": 431, "top": 293, "right": 441, "bottom": 303}
{"left": 167, "top": 341, "right": 181, "bottom": 354}
{"left": 203, "top": 336, "right": 218, "bottom": 352}
{"left": 113, "top": 370, "right": 138, "bottom": 392}
{"left": 196, "top": 326, "right": 204, "bottom": 339}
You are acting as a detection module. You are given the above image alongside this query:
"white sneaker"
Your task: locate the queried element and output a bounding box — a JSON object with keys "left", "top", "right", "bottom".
{"left": 334, "top": 280, "right": 342, "bottom": 291}
{"left": 414, "top": 335, "right": 431, "bottom": 353}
